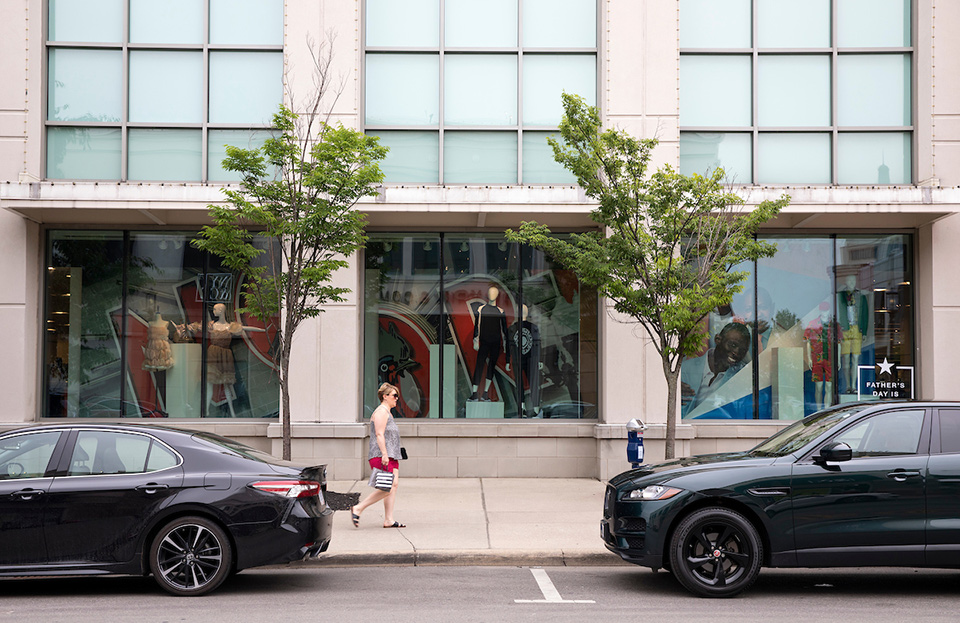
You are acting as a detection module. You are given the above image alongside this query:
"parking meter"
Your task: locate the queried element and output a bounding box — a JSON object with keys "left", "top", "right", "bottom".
{"left": 626, "top": 418, "right": 646, "bottom": 468}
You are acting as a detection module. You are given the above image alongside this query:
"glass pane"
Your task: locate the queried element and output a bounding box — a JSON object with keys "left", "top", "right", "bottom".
{"left": 209, "top": 52, "right": 283, "bottom": 124}
{"left": 446, "top": 0, "right": 517, "bottom": 47}
{"left": 523, "top": 55, "right": 596, "bottom": 126}
{"left": 146, "top": 442, "right": 178, "bottom": 471}
{"left": 0, "top": 432, "right": 61, "bottom": 479}
{"left": 70, "top": 431, "right": 151, "bottom": 474}
{"left": 49, "top": 0, "right": 123, "bottom": 43}
{"left": 837, "top": 55, "right": 911, "bottom": 127}
{"left": 444, "top": 236, "right": 520, "bottom": 417}
{"left": 833, "top": 410, "right": 923, "bottom": 456}
{"left": 758, "top": 56, "right": 831, "bottom": 127}
{"left": 521, "top": 244, "right": 598, "bottom": 419}
{"left": 208, "top": 130, "right": 273, "bottom": 182}
{"left": 130, "top": 0, "right": 203, "bottom": 44}
{"left": 210, "top": 0, "right": 283, "bottom": 45}
{"left": 47, "top": 127, "right": 121, "bottom": 180}
{"left": 836, "top": 235, "right": 913, "bottom": 401}
{"left": 680, "top": 56, "right": 751, "bottom": 127}
{"left": 45, "top": 231, "right": 125, "bottom": 417}
{"left": 48, "top": 49, "right": 122, "bottom": 122}
{"left": 363, "top": 236, "right": 442, "bottom": 418}
{"left": 757, "top": 236, "right": 834, "bottom": 418}
{"left": 837, "top": 132, "right": 911, "bottom": 185}
{"left": 522, "top": 132, "right": 575, "bottom": 184}
{"left": 365, "top": 54, "right": 440, "bottom": 125}
{"left": 757, "top": 0, "right": 830, "bottom": 48}
{"left": 128, "top": 129, "right": 202, "bottom": 181}
{"left": 837, "top": 0, "right": 910, "bottom": 48}
{"left": 679, "top": 132, "right": 752, "bottom": 183}
{"left": 444, "top": 132, "right": 517, "bottom": 184}
{"left": 366, "top": 0, "right": 439, "bottom": 47}
{"left": 366, "top": 131, "right": 439, "bottom": 183}
{"left": 129, "top": 51, "right": 204, "bottom": 123}
{"left": 445, "top": 55, "right": 517, "bottom": 126}
{"left": 523, "top": 0, "right": 596, "bottom": 48}
{"left": 757, "top": 133, "right": 831, "bottom": 184}
{"left": 679, "top": 0, "right": 751, "bottom": 49}
{"left": 682, "top": 262, "right": 756, "bottom": 419}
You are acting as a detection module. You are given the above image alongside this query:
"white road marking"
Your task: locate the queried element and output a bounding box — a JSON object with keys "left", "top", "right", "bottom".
{"left": 514, "top": 568, "right": 596, "bottom": 604}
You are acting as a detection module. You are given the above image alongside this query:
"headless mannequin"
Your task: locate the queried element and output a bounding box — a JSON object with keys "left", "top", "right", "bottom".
{"left": 507, "top": 304, "right": 543, "bottom": 417}
{"left": 837, "top": 274, "right": 867, "bottom": 394}
{"left": 805, "top": 305, "right": 838, "bottom": 411}
{"left": 471, "top": 286, "right": 508, "bottom": 401}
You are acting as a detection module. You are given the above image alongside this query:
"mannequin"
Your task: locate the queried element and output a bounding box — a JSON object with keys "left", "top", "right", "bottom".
{"left": 507, "top": 304, "right": 542, "bottom": 417}
{"left": 143, "top": 312, "right": 174, "bottom": 372}
{"left": 837, "top": 274, "right": 869, "bottom": 393}
{"left": 183, "top": 302, "right": 263, "bottom": 416}
{"left": 804, "top": 302, "right": 841, "bottom": 411}
{"left": 470, "top": 285, "right": 508, "bottom": 401}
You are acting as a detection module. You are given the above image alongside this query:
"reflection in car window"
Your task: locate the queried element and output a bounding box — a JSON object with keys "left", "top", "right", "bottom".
{"left": 70, "top": 431, "right": 174, "bottom": 475}
{"left": 832, "top": 410, "right": 925, "bottom": 457}
{"left": 749, "top": 404, "right": 872, "bottom": 457}
{"left": 0, "top": 431, "right": 61, "bottom": 479}
{"left": 939, "top": 410, "right": 960, "bottom": 454}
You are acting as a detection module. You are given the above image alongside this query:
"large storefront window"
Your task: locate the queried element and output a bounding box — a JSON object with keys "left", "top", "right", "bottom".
{"left": 363, "top": 234, "right": 598, "bottom": 419}
{"left": 681, "top": 234, "right": 913, "bottom": 420}
{"left": 44, "top": 230, "right": 279, "bottom": 418}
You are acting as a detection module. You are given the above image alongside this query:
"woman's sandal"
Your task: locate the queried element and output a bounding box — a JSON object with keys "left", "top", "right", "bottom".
{"left": 383, "top": 521, "right": 406, "bottom": 528}
{"left": 350, "top": 507, "right": 360, "bottom": 528}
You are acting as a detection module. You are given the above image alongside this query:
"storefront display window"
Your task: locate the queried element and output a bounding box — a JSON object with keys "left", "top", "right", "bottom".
{"left": 44, "top": 230, "right": 279, "bottom": 418}
{"left": 681, "top": 234, "right": 913, "bottom": 420}
{"left": 363, "top": 234, "right": 598, "bottom": 419}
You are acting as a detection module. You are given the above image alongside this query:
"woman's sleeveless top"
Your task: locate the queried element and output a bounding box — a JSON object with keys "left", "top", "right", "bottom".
{"left": 368, "top": 409, "right": 402, "bottom": 460}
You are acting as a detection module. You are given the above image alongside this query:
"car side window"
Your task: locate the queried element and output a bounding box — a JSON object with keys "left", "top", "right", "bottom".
{"left": 0, "top": 431, "right": 62, "bottom": 480}
{"left": 831, "top": 409, "right": 925, "bottom": 458}
{"left": 69, "top": 431, "right": 152, "bottom": 475}
{"left": 938, "top": 409, "right": 960, "bottom": 454}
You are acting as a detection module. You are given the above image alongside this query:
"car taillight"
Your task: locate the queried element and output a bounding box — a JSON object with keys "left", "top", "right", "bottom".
{"left": 250, "top": 480, "right": 321, "bottom": 498}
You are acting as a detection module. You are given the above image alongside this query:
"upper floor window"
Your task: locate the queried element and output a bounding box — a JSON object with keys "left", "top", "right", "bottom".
{"left": 45, "top": 0, "right": 283, "bottom": 182}
{"left": 363, "top": 0, "right": 598, "bottom": 185}
{"left": 679, "top": 0, "right": 913, "bottom": 185}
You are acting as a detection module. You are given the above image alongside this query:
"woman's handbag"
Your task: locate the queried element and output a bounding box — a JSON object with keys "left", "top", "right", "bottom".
{"left": 400, "top": 447, "right": 408, "bottom": 460}
{"left": 374, "top": 469, "right": 394, "bottom": 491}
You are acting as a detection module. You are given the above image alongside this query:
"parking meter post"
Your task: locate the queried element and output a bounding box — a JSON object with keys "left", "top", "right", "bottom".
{"left": 626, "top": 418, "right": 646, "bottom": 468}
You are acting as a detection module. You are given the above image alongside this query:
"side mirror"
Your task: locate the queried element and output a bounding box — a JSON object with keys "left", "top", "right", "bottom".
{"left": 816, "top": 441, "right": 853, "bottom": 464}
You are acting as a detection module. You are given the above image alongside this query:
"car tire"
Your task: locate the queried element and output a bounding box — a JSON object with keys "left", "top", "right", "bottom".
{"left": 669, "top": 507, "right": 762, "bottom": 598}
{"left": 149, "top": 516, "right": 233, "bottom": 596}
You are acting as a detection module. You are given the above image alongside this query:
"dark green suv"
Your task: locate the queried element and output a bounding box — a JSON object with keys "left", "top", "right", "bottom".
{"left": 602, "top": 402, "right": 960, "bottom": 597}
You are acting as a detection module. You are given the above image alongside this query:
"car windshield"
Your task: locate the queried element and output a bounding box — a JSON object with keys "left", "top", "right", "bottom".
{"left": 749, "top": 404, "right": 874, "bottom": 457}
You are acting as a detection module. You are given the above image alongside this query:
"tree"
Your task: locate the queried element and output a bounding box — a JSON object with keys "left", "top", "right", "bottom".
{"left": 194, "top": 43, "right": 387, "bottom": 460}
{"left": 506, "top": 94, "right": 789, "bottom": 459}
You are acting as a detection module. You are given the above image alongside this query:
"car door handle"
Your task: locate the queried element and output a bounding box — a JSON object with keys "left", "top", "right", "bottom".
{"left": 887, "top": 470, "right": 922, "bottom": 482}
{"left": 11, "top": 489, "right": 44, "bottom": 500}
{"left": 135, "top": 483, "right": 170, "bottom": 494}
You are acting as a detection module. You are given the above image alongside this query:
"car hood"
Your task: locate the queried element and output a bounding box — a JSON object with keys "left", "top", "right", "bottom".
{"left": 609, "top": 451, "right": 779, "bottom": 487}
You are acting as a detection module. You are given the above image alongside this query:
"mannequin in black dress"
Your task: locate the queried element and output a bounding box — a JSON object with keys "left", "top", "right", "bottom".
{"left": 470, "top": 285, "right": 508, "bottom": 401}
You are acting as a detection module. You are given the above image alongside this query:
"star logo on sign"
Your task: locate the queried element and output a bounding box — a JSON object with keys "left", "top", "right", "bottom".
{"left": 877, "top": 357, "right": 895, "bottom": 375}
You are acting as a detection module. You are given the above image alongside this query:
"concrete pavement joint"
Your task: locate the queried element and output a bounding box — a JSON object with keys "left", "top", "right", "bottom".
{"left": 479, "top": 477, "right": 491, "bottom": 548}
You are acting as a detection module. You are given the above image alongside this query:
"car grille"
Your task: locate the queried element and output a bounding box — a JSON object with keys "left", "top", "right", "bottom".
{"left": 624, "top": 537, "right": 645, "bottom": 550}
{"left": 603, "top": 485, "right": 615, "bottom": 518}
{"left": 617, "top": 516, "right": 646, "bottom": 533}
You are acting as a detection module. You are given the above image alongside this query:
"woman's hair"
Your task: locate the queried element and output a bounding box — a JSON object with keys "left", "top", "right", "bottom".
{"left": 377, "top": 382, "right": 399, "bottom": 402}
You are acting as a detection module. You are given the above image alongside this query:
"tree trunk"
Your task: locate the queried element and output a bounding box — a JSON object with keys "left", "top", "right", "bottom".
{"left": 280, "top": 345, "right": 292, "bottom": 461}
{"left": 663, "top": 359, "right": 681, "bottom": 460}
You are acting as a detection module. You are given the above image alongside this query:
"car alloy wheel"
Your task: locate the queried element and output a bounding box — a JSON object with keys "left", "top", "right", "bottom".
{"left": 149, "top": 516, "right": 232, "bottom": 596}
{"left": 669, "top": 507, "right": 762, "bottom": 598}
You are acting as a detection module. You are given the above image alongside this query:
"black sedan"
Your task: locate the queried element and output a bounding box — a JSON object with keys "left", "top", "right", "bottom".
{"left": 0, "top": 423, "right": 333, "bottom": 596}
{"left": 602, "top": 401, "right": 960, "bottom": 597}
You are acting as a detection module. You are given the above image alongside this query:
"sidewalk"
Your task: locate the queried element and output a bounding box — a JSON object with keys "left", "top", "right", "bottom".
{"left": 300, "top": 478, "right": 626, "bottom": 567}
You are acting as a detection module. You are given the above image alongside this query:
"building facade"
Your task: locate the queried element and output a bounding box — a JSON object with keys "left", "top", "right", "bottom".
{"left": 1, "top": 0, "right": 958, "bottom": 480}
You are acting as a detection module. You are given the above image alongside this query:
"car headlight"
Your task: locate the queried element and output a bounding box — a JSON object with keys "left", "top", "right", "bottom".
{"left": 624, "top": 485, "right": 683, "bottom": 500}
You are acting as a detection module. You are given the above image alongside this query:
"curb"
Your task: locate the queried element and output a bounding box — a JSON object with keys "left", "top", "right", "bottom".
{"left": 286, "top": 549, "right": 629, "bottom": 568}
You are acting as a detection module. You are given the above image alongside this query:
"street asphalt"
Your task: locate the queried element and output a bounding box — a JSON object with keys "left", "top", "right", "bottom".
{"left": 297, "top": 478, "right": 628, "bottom": 568}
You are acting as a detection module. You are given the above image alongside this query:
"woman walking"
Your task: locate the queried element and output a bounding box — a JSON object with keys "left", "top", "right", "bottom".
{"left": 351, "top": 382, "right": 405, "bottom": 528}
